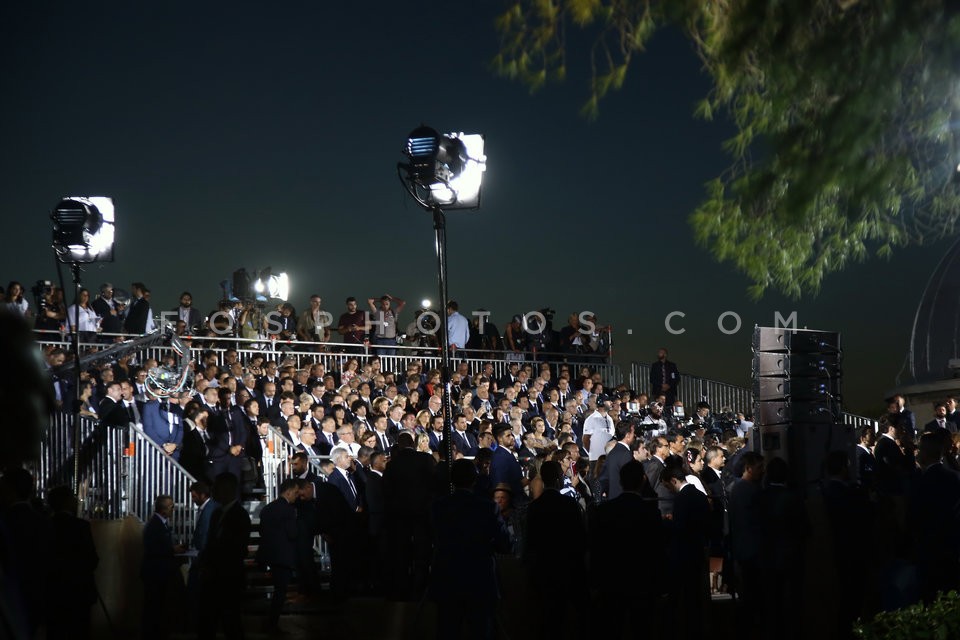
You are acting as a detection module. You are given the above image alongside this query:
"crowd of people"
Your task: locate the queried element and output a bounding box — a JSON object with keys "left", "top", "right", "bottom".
{"left": 6, "top": 279, "right": 614, "bottom": 361}
{"left": 20, "top": 329, "right": 960, "bottom": 639}
{"left": 5, "top": 281, "right": 960, "bottom": 639}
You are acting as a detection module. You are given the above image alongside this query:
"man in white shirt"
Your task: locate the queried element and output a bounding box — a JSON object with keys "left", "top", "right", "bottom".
{"left": 583, "top": 398, "right": 615, "bottom": 461}
{"left": 445, "top": 301, "right": 470, "bottom": 350}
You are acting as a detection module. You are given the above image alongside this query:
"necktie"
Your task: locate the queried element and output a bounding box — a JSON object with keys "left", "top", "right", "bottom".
{"left": 380, "top": 433, "right": 389, "bottom": 451}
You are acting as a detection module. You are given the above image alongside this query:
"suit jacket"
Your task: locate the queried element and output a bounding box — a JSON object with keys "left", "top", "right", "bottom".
{"left": 91, "top": 297, "right": 121, "bottom": 334}
{"left": 124, "top": 296, "right": 149, "bottom": 334}
{"left": 924, "top": 418, "right": 957, "bottom": 434}
{"left": 97, "top": 397, "right": 129, "bottom": 429}
{"left": 327, "top": 468, "right": 360, "bottom": 512}
{"left": 170, "top": 306, "right": 202, "bottom": 333}
{"left": 372, "top": 430, "right": 394, "bottom": 454}
{"left": 489, "top": 445, "right": 524, "bottom": 502}
{"left": 428, "top": 430, "right": 444, "bottom": 453}
{"left": 875, "top": 435, "right": 908, "bottom": 495}
{"left": 192, "top": 498, "right": 219, "bottom": 553}
{"left": 207, "top": 412, "right": 247, "bottom": 463}
{"left": 140, "top": 514, "right": 175, "bottom": 583}
{"left": 669, "top": 483, "right": 711, "bottom": 574}
{"left": 453, "top": 430, "right": 478, "bottom": 456}
{"left": 365, "top": 471, "right": 386, "bottom": 537}
{"left": 524, "top": 489, "right": 586, "bottom": 587}
{"left": 857, "top": 445, "right": 876, "bottom": 490}
{"left": 599, "top": 441, "right": 633, "bottom": 500}
{"left": 141, "top": 400, "right": 185, "bottom": 459}
{"left": 643, "top": 456, "right": 674, "bottom": 516}
{"left": 383, "top": 447, "right": 437, "bottom": 517}
{"left": 256, "top": 498, "right": 298, "bottom": 569}
{"left": 202, "top": 501, "right": 251, "bottom": 584}
{"left": 180, "top": 427, "right": 212, "bottom": 483}
{"left": 429, "top": 489, "right": 511, "bottom": 602}
{"left": 587, "top": 492, "right": 663, "bottom": 597}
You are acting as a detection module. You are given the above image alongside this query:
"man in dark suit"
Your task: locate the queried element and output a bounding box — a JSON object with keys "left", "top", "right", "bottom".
{"left": 643, "top": 435, "right": 674, "bottom": 516}
{"left": 327, "top": 447, "right": 362, "bottom": 512}
{"left": 856, "top": 425, "right": 877, "bottom": 491}
{"left": 170, "top": 291, "right": 202, "bottom": 334}
{"left": 875, "top": 419, "right": 910, "bottom": 495}
{"left": 429, "top": 459, "right": 511, "bottom": 639}
{"left": 663, "top": 461, "right": 712, "bottom": 640}
{"left": 140, "top": 494, "right": 185, "bottom": 640}
{"left": 365, "top": 451, "right": 388, "bottom": 593}
{"left": 587, "top": 460, "right": 663, "bottom": 638}
{"left": 891, "top": 394, "right": 917, "bottom": 440}
{"left": 649, "top": 347, "right": 681, "bottom": 406}
{"left": 124, "top": 281, "right": 150, "bottom": 334}
{"left": 180, "top": 408, "right": 212, "bottom": 484}
{"left": 198, "top": 473, "right": 250, "bottom": 638}
{"left": 383, "top": 431, "right": 437, "bottom": 600}
{"left": 488, "top": 424, "right": 524, "bottom": 503}
{"left": 298, "top": 424, "right": 325, "bottom": 457}
{"left": 599, "top": 420, "right": 635, "bottom": 500}
{"left": 451, "top": 413, "right": 478, "bottom": 456}
{"left": 256, "top": 479, "right": 299, "bottom": 632}
{"left": 207, "top": 389, "right": 247, "bottom": 485}
{"left": 924, "top": 401, "right": 956, "bottom": 434}
{"left": 523, "top": 461, "right": 587, "bottom": 640}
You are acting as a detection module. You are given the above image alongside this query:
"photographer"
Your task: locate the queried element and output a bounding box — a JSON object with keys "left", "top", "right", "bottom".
{"left": 33, "top": 282, "right": 65, "bottom": 332}
{"left": 404, "top": 308, "right": 438, "bottom": 355}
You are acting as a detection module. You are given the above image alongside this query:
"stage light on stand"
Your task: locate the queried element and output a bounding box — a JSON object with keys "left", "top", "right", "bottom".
{"left": 51, "top": 197, "right": 115, "bottom": 263}
{"left": 398, "top": 124, "right": 486, "bottom": 496}
{"left": 400, "top": 126, "right": 486, "bottom": 210}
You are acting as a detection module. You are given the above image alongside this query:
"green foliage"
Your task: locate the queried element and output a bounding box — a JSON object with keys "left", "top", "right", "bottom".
{"left": 495, "top": 0, "right": 960, "bottom": 298}
{"left": 853, "top": 591, "right": 960, "bottom": 640}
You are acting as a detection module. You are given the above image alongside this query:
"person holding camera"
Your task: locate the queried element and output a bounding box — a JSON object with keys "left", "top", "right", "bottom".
{"left": 34, "top": 282, "right": 66, "bottom": 332}
{"left": 367, "top": 294, "right": 405, "bottom": 356}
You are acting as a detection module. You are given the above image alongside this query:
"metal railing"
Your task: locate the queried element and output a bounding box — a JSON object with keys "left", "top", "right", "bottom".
{"left": 35, "top": 413, "right": 128, "bottom": 520}
{"left": 34, "top": 413, "right": 197, "bottom": 543}
{"left": 629, "top": 362, "right": 753, "bottom": 413}
{"left": 127, "top": 423, "right": 197, "bottom": 544}
{"left": 36, "top": 332, "right": 627, "bottom": 387}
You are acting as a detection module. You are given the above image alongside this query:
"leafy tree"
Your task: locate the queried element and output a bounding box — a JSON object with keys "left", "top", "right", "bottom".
{"left": 495, "top": 1, "right": 960, "bottom": 298}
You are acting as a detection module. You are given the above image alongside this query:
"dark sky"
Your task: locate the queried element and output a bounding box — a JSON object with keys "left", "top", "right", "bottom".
{"left": 1, "top": 1, "right": 945, "bottom": 414}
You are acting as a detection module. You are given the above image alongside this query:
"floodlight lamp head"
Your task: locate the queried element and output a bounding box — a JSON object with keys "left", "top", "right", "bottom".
{"left": 400, "top": 126, "right": 485, "bottom": 210}
{"left": 51, "top": 196, "right": 115, "bottom": 264}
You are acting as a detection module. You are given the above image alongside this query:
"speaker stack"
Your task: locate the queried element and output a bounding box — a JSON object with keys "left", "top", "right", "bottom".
{"left": 752, "top": 326, "right": 850, "bottom": 488}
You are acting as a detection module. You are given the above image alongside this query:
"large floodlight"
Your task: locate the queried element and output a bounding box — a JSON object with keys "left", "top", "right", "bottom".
{"left": 398, "top": 124, "right": 488, "bottom": 494}
{"left": 51, "top": 196, "right": 115, "bottom": 264}
{"left": 400, "top": 126, "right": 486, "bottom": 210}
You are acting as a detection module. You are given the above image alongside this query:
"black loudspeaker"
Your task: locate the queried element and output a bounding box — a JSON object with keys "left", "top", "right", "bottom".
{"left": 757, "top": 400, "right": 838, "bottom": 425}
{"left": 752, "top": 326, "right": 849, "bottom": 489}
{"left": 752, "top": 327, "right": 840, "bottom": 353}
{"left": 754, "top": 352, "right": 841, "bottom": 377}
{"left": 754, "top": 376, "right": 841, "bottom": 402}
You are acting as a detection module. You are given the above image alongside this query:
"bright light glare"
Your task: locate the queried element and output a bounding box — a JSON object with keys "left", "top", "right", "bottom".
{"left": 268, "top": 273, "right": 290, "bottom": 301}
{"left": 430, "top": 133, "right": 485, "bottom": 208}
{"left": 254, "top": 279, "right": 265, "bottom": 293}
{"left": 421, "top": 299, "right": 431, "bottom": 309}
{"left": 54, "top": 196, "right": 115, "bottom": 263}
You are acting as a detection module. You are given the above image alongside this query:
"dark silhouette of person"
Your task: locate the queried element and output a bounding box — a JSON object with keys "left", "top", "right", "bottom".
{"left": 256, "top": 478, "right": 299, "bottom": 632}
{"left": 46, "top": 485, "right": 99, "bottom": 640}
{"left": 588, "top": 460, "right": 663, "bottom": 638}
{"left": 197, "top": 472, "right": 250, "bottom": 639}
{"left": 429, "top": 459, "right": 511, "bottom": 639}
{"left": 382, "top": 431, "right": 436, "bottom": 601}
{"left": 140, "top": 494, "right": 185, "bottom": 640}
{"left": 523, "top": 460, "right": 587, "bottom": 640}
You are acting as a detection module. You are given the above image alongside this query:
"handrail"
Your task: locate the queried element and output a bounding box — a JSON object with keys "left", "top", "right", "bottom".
{"left": 35, "top": 334, "right": 626, "bottom": 387}
{"left": 34, "top": 412, "right": 128, "bottom": 520}
{"left": 262, "top": 425, "right": 328, "bottom": 504}
{"left": 630, "top": 362, "right": 753, "bottom": 414}
{"left": 127, "top": 423, "right": 198, "bottom": 545}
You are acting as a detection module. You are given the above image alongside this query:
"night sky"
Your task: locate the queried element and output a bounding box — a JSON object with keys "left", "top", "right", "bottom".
{"left": 1, "top": 1, "right": 947, "bottom": 415}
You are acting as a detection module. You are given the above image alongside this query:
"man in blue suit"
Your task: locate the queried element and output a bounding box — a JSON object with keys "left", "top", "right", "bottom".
{"left": 141, "top": 393, "right": 185, "bottom": 460}
{"left": 488, "top": 424, "right": 525, "bottom": 505}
